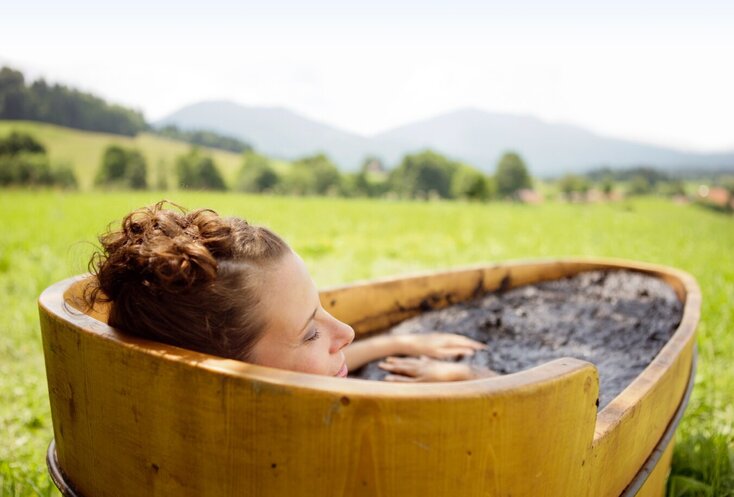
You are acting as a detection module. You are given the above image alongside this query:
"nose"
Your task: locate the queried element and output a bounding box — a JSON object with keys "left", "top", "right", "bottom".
{"left": 328, "top": 313, "right": 354, "bottom": 354}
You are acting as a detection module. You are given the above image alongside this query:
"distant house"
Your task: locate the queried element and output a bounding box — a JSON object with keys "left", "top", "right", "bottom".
{"left": 697, "top": 185, "right": 734, "bottom": 210}
{"left": 517, "top": 188, "right": 543, "bottom": 204}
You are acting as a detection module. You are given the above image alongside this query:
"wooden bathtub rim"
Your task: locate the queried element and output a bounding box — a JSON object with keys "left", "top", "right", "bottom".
{"left": 619, "top": 345, "right": 697, "bottom": 497}
{"left": 41, "top": 257, "right": 700, "bottom": 419}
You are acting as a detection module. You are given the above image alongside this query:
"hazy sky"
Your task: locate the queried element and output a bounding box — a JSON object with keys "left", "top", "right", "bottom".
{"left": 2, "top": 0, "right": 733, "bottom": 151}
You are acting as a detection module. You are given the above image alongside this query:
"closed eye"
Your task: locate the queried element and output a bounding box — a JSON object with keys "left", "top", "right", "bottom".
{"left": 305, "top": 329, "right": 320, "bottom": 343}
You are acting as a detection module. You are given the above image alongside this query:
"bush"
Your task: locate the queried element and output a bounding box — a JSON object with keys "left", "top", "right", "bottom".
{"left": 627, "top": 174, "right": 654, "bottom": 196}
{"left": 95, "top": 145, "right": 148, "bottom": 190}
{"left": 51, "top": 163, "right": 78, "bottom": 190}
{"left": 176, "top": 148, "right": 226, "bottom": 191}
{"left": 0, "top": 132, "right": 80, "bottom": 188}
{"left": 236, "top": 152, "right": 280, "bottom": 193}
{"left": 0, "top": 153, "right": 53, "bottom": 185}
{"left": 600, "top": 176, "right": 615, "bottom": 196}
{"left": 0, "top": 152, "right": 77, "bottom": 188}
{"left": 558, "top": 174, "right": 590, "bottom": 200}
{"left": 0, "top": 131, "right": 46, "bottom": 156}
{"left": 657, "top": 180, "right": 686, "bottom": 197}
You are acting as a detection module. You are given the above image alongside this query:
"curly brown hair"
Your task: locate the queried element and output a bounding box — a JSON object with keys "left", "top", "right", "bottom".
{"left": 87, "top": 201, "right": 289, "bottom": 360}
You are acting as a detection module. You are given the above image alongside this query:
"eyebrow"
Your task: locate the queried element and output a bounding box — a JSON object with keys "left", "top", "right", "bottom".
{"left": 297, "top": 307, "right": 318, "bottom": 338}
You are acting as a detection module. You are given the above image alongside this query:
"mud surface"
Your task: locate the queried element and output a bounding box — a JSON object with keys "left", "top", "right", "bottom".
{"left": 351, "top": 270, "right": 683, "bottom": 408}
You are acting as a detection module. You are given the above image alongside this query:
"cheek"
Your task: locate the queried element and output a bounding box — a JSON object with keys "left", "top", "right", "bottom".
{"left": 294, "top": 343, "right": 332, "bottom": 375}
{"left": 249, "top": 333, "right": 334, "bottom": 376}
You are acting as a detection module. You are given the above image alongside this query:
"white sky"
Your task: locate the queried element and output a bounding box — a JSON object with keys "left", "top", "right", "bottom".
{"left": 2, "top": 0, "right": 733, "bottom": 151}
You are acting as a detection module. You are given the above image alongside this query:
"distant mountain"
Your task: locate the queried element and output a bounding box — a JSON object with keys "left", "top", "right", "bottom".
{"left": 157, "top": 101, "right": 734, "bottom": 175}
{"left": 373, "top": 108, "right": 734, "bottom": 176}
{"left": 156, "top": 101, "right": 372, "bottom": 169}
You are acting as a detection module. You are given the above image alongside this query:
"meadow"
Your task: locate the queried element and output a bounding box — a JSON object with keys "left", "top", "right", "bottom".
{"left": 0, "top": 122, "right": 293, "bottom": 190}
{"left": 0, "top": 190, "right": 732, "bottom": 496}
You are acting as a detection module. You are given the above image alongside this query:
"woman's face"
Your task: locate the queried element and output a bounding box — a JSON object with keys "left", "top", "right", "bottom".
{"left": 249, "top": 251, "right": 355, "bottom": 377}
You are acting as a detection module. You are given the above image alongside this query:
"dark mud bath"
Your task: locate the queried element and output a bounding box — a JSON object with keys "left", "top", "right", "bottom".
{"left": 351, "top": 270, "right": 683, "bottom": 408}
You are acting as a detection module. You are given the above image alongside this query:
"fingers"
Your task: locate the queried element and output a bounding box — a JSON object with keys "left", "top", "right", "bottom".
{"left": 432, "top": 347, "right": 482, "bottom": 359}
{"left": 446, "top": 335, "right": 487, "bottom": 349}
{"left": 378, "top": 356, "right": 423, "bottom": 375}
{"left": 384, "top": 374, "right": 419, "bottom": 382}
{"left": 426, "top": 333, "right": 487, "bottom": 350}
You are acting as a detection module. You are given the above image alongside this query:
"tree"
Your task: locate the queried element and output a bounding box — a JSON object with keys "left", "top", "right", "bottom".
{"left": 389, "top": 150, "right": 459, "bottom": 199}
{"left": 284, "top": 153, "right": 341, "bottom": 195}
{"left": 0, "top": 67, "right": 27, "bottom": 119}
{"left": 627, "top": 174, "right": 654, "bottom": 196}
{"left": 451, "top": 165, "right": 492, "bottom": 201}
{"left": 0, "top": 131, "right": 77, "bottom": 188}
{"left": 176, "top": 148, "right": 226, "bottom": 191}
{"left": 0, "top": 153, "right": 53, "bottom": 186}
{"left": 236, "top": 151, "right": 280, "bottom": 193}
{"left": 495, "top": 152, "right": 531, "bottom": 198}
{"left": 558, "top": 174, "right": 590, "bottom": 200}
{"left": 95, "top": 145, "right": 148, "bottom": 189}
{"left": 657, "top": 180, "right": 686, "bottom": 197}
{"left": 125, "top": 150, "right": 148, "bottom": 190}
{"left": 0, "top": 131, "right": 46, "bottom": 156}
{"left": 600, "top": 176, "right": 615, "bottom": 196}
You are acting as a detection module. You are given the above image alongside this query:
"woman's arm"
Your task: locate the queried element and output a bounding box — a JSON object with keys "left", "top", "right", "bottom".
{"left": 344, "top": 332, "right": 486, "bottom": 371}
{"left": 378, "top": 356, "right": 499, "bottom": 382}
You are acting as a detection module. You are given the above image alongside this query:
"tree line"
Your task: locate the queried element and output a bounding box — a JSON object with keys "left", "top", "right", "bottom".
{"left": 0, "top": 67, "right": 147, "bottom": 136}
{"left": 555, "top": 166, "right": 688, "bottom": 199}
{"left": 152, "top": 125, "right": 252, "bottom": 154}
{"left": 0, "top": 66, "right": 252, "bottom": 152}
{"left": 94, "top": 141, "right": 533, "bottom": 200}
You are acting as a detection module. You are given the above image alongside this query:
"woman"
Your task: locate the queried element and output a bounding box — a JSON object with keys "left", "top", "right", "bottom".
{"left": 89, "top": 201, "right": 493, "bottom": 382}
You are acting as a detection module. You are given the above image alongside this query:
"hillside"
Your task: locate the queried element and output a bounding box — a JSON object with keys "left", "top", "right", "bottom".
{"left": 0, "top": 121, "right": 248, "bottom": 189}
{"left": 159, "top": 101, "right": 734, "bottom": 175}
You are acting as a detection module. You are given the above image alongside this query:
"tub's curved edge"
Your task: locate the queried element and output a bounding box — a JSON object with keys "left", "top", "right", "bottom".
{"left": 619, "top": 345, "right": 697, "bottom": 497}
{"left": 318, "top": 256, "right": 688, "bottom": 293}
{"left": 594, "top": 262, "right": 700, "bottom": 437}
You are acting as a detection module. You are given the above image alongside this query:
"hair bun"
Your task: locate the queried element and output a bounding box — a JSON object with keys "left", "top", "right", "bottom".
{"left": 141, "top": 232, "right": 218, "bottom": 293}
{"left": 95, "top": 202, "right": 221, "bottom": 298}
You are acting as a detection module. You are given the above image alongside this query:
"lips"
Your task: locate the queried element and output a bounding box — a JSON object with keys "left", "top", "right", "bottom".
{"left": 335, "top": 363, "right": 348, "bottom": 378}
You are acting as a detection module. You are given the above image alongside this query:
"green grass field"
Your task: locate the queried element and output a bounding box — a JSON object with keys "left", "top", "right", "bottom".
{"left": 1, "top": 191, "right": 732, "bottom": 496}
{"left": 0, "top": 121, "right": 292, "bottom": 190}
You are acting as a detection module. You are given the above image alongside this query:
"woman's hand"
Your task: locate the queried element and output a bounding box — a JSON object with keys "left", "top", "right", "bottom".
{"left": 378, "top": 356, "right": 498, "bottom": 382}
{"left": 394, "top": 333, "right": 486, "bottom": 359}
{"left": 344, "top": 332, "right": 486, "bottom": 371}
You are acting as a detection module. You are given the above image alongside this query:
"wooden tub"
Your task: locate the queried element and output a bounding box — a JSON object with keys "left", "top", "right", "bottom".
{"left": 39, "top": 258, "right": 699, "bottom": 497}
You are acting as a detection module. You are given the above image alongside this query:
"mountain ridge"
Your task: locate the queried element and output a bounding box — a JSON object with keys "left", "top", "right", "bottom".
{"left": 157, "top": 100, "right": 734, "bottom": 175}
